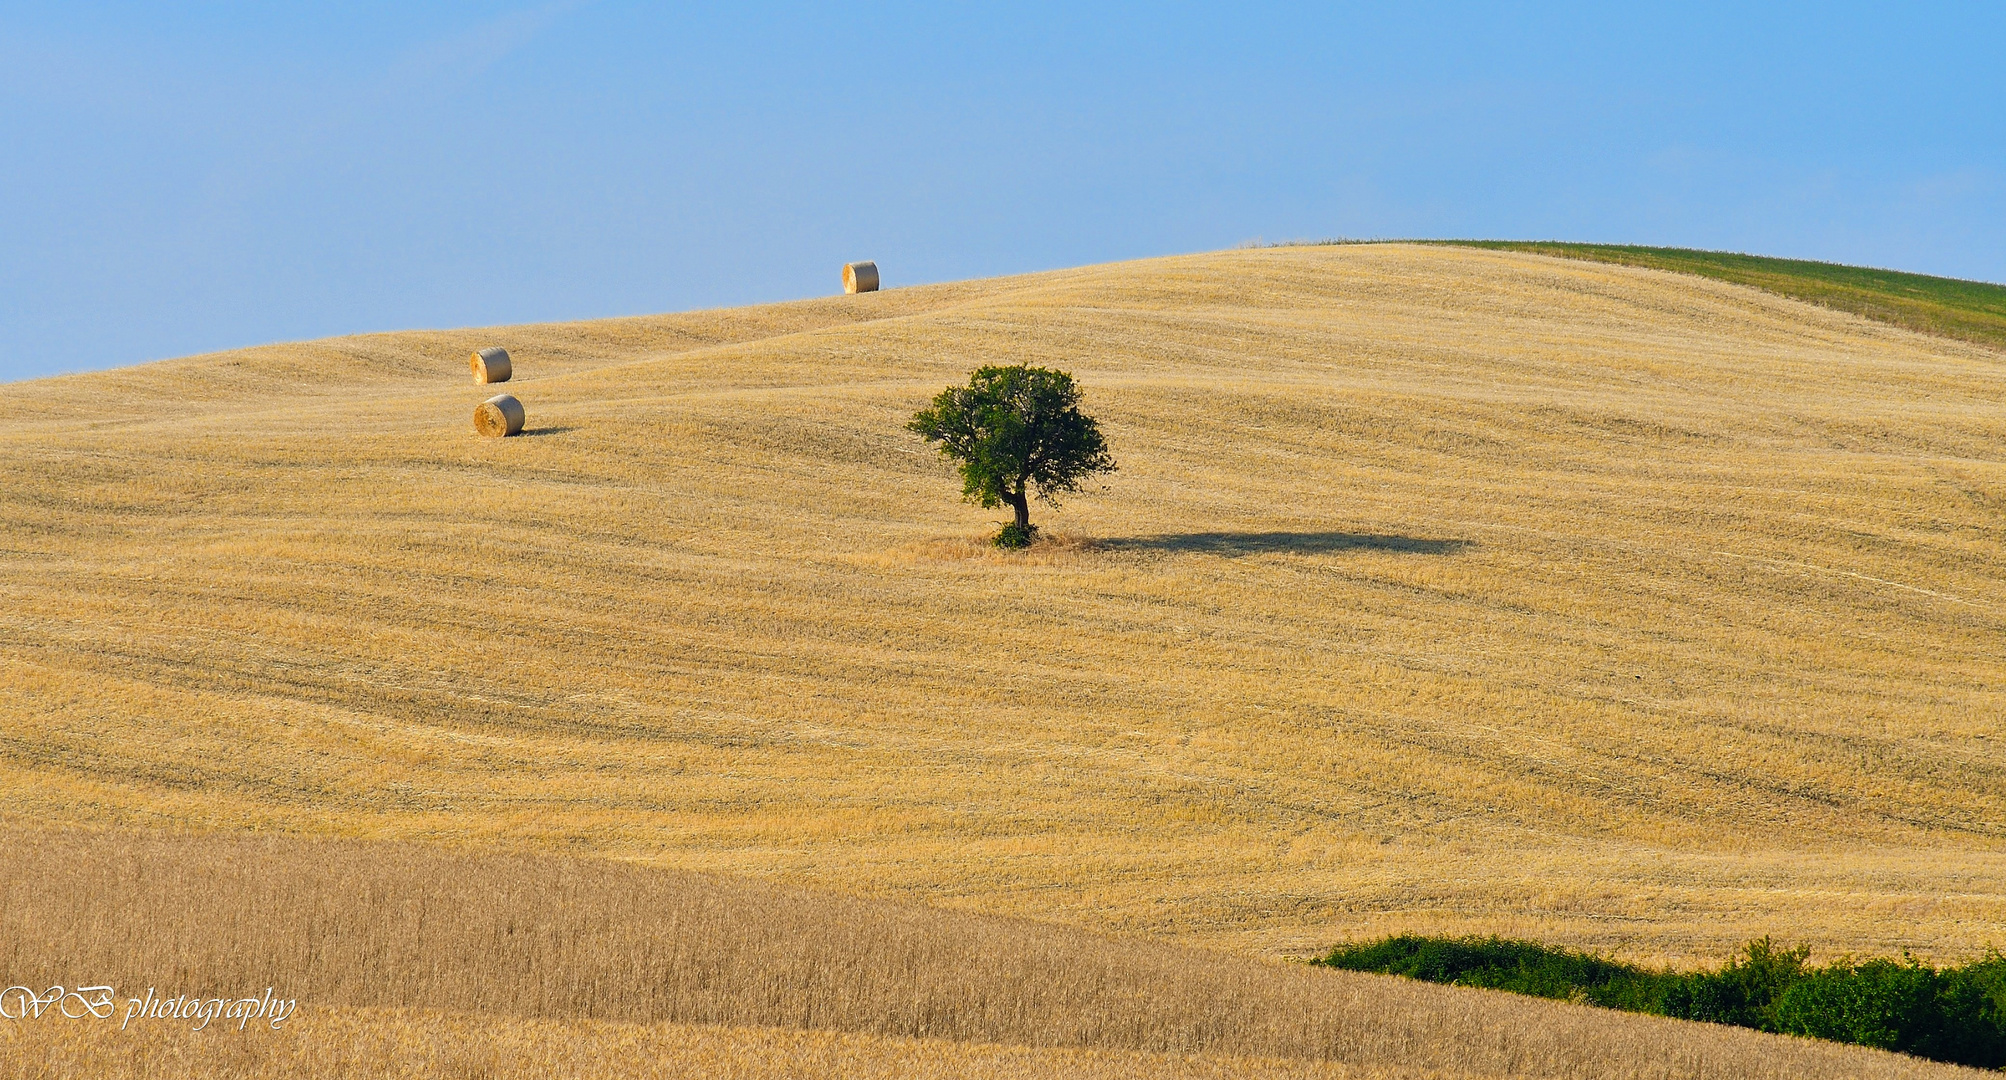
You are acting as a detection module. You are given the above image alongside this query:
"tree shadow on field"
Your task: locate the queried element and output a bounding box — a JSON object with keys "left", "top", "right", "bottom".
{"left": 1102, "top": 531, "right": 1472, "bottom": 557}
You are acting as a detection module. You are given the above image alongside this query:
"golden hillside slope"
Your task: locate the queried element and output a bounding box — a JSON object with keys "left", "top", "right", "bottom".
{"left": 0, "top": 829, "right": 1970, "bottom": 1080}
{"left": 2, "top": 244, "right": 2003, "bottom": 964}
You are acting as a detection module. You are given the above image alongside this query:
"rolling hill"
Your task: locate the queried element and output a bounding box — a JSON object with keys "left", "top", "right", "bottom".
{"left": 2, "top": 242, "right": 2002, "bottom": 1076}
{"left": 1428, "top": 241, "right": 2006, "bottom": 351}
{"left": 0, "top": 828, "right": 1974, "bottom": 1079}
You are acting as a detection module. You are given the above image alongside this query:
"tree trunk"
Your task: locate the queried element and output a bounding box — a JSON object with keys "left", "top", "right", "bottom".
{"left": 1007, "top": 488, "right": 1030, "bottom": 530}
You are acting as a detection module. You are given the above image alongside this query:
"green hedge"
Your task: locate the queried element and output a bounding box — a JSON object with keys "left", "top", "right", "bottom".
{"left": 1314, "top": 934, "right": 2006, "bottom": 1068}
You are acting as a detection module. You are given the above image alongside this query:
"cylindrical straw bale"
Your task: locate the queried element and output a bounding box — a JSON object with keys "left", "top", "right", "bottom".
{"left": 471, "top": 347, "right": 512, "bottom": 383}
{"left": 842, "top": 261, "right": 880, "bottom": 294}
{"left": 474, "top": 394, "right": 525, "bottom": 438}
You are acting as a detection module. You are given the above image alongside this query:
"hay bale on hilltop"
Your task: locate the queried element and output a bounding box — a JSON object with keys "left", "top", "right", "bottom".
{"left": 843, "top": 261, "right": 880, "bottom": 294}
{"left": 474, "top": 394, "right": 525, "bottom": 438}
{"left": 471, "top": 347, "right": 512, "bottom": 384}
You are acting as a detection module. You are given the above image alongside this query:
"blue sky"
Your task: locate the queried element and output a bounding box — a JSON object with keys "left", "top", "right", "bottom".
{"left": 2, "top": 2, "right": 2001, "bottom": 381}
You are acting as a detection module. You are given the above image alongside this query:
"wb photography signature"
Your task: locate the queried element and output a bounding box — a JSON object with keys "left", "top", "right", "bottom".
{"left": 1, "top": 985, "right": 297, "bottom": 1031}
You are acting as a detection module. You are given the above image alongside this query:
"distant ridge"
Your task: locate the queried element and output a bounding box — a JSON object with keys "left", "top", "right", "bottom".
{"left": 1420, "top": 241, "right": 2006, "bottom": 351}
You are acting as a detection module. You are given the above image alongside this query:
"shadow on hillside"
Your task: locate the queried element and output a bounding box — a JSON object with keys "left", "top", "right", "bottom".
{"left": 1102, "top": 531, "right": 1471, "bottom": 556}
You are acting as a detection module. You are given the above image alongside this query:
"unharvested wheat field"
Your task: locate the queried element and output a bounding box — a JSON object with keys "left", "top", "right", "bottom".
{"left": 2, "top": 243, "right": 2003, "bottom": 975}
{"left": 11, "top": 1006, "right": 1950, "bottom": 1080}
{"left": 0, "top": 829, "right": 1977, "bottom": 1079}
{"left": 0, "top": 1009, "right": 1420, "bottom": 1080}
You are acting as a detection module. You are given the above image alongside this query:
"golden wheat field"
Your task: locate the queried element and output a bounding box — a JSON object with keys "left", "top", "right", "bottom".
{"left": 0, "top": 829, "right": 1980, "bottom": 1079}
{"left": 0, "top": 1009, "right": 1418, "bottom": 1080}
{"left": 1, "top": 243, "right": 2003, "bottom": 1074}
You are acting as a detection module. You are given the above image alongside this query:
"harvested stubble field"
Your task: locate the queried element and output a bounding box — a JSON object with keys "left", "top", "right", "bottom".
{"left": 1432, "top": 241, "right": 2006, "bottom": 352}
{"left": 1, "top": 243, "right": 2003, "bottom": 1074}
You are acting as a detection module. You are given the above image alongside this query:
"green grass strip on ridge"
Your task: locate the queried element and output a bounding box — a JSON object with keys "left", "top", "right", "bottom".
{"left": 1409, "top": 241, "right": 2006, "bottom": 352}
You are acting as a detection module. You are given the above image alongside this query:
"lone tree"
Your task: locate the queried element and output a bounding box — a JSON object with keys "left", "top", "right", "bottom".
{"left": 908, "top": 364, "right": 1116, "bottom": 547}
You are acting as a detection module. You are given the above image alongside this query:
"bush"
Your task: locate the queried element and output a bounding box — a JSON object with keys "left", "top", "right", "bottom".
{"left": 1316, "top": 934, "right": 1678, "bottom": 1012}
{"left": 993, "top": 522, "right": 1039, "bottom": 549}
{"left": 1314, "top": 934, "right": 2006, "bottom": 1068}
{"left": 1772, "top": 956, "right": 2006, "bottom": 1067}
{"left": 1660, "top": 937, "right": 1806, "bottom": 1028}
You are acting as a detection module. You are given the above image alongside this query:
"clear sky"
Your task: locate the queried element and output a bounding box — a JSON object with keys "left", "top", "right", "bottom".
{"left": 2, "top": 2, "right": 2001, "bottom": 381}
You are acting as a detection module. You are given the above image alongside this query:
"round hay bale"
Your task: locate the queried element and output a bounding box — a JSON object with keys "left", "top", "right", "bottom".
{"left": 471, "top": 347, "right": 512, "bottom": 384}
{"left": 473, "top": 394, "right": 525, "bottom": 438}
{"left": 842, "top": 261, "right": 879, "bottom": 294}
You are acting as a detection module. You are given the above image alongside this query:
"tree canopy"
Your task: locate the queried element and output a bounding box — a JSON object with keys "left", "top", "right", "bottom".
{"left": 908, "top": 364, "right": 1115, "bottom": 547}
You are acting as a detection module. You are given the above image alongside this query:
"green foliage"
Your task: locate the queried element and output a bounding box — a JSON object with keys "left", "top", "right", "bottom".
{"left": 1314, "top": 934, "right": 1681, "bottom": 1012}
{"left": 1660, "top": 937, "right": 1808, "bottom": 1028}
{"left": 1771, "top": 955, "right": 2006, "bottom": 1065}
{"left": 993, "top": 522, "right": 1039, "bottom": 549}
{"left": 908, "top": 364, "right": 1115, "bottom": 543}
{"left": 1315, "top": 934, "right": 2006, "bottom": 1068}
{"left": 1422, "top": 241, "right": 2006, "bottom": 352}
